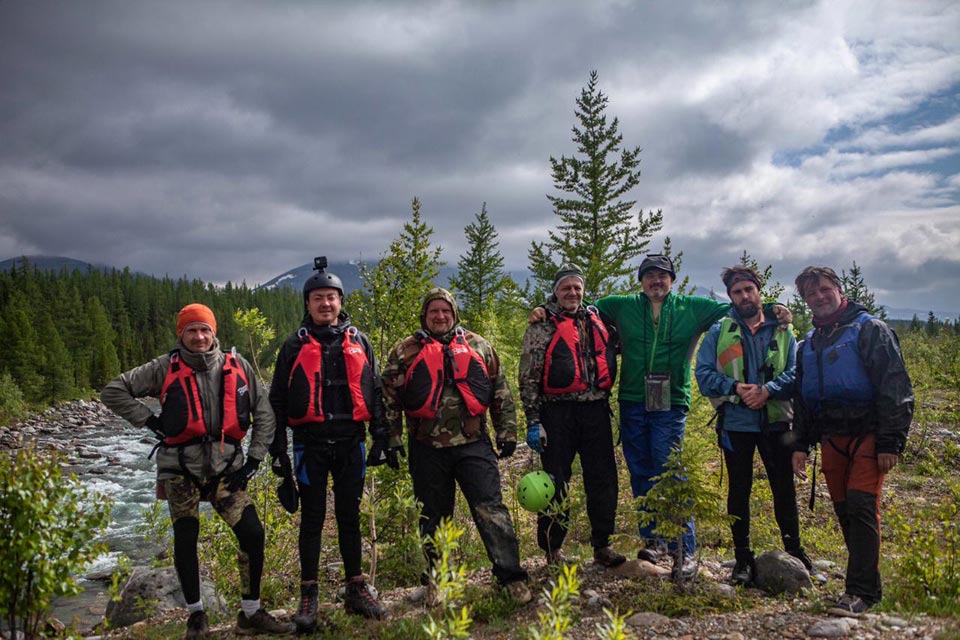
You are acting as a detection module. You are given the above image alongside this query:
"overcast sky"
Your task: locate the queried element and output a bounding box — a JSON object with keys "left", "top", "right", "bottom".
{"left": 1, "top": 1, "right": 958, "bottom": 313}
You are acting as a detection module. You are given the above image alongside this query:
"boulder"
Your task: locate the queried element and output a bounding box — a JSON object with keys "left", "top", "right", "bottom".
{"left": 753, "top": 550, "right": 813, "bottom": 595}
{"left": 103, "top": 566, "right": 224, "bottom": 628}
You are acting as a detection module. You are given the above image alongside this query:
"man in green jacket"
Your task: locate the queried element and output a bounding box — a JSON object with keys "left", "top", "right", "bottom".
{"left": 595, "top": 255, "right": 729, "bottom": 579}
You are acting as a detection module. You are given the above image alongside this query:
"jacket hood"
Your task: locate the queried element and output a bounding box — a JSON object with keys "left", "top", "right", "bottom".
{"left": 420, "top": 287, "right": 461, "bottom": 334}
{"left": 837, "top": 300, "right": 869, "bottom": 323}
{"left": 175, "top": 336, "right": 222, "bottom": 371}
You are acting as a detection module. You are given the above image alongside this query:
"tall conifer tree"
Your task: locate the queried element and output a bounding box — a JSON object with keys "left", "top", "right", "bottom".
{"left": 528, "top": 70, "right": 662, "bottom": 300}
{"left": 349, "top": 197, "right": 444, "bottom": 366}
{"left": 86, "top": 297, "right": 120, "bottom": 389}
{"left": 841, "top": 261, "right": 886, "bottom": 319}
{"left": 449, "top": 203, "right": 515, "bottom": 330}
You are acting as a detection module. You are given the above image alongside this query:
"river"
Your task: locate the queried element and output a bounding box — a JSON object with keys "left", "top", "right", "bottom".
{"left": 40, "top": 405, "right": 163, "bottom": 631}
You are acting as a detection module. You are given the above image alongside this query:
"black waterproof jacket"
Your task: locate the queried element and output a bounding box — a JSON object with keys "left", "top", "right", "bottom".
{"left": 269, "top": 312, "right": 386, "bottom": 454}
{"left": 793, "top": 302, "right": 914, "bottom": 455}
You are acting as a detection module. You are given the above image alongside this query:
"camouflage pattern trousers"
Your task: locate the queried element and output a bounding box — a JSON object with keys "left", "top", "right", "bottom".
{"left": 163, "top": 475, "right": 263, "bottom": 600}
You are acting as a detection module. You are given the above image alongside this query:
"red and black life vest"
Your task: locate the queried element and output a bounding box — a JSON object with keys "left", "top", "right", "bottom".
{"left": 159, "top": 349, "right": 251, "bottom": 447}
{"left": 543, "top": 306, "right": 615, "bottom": 394}
{"left": 403, "top": 328, "right": 492, "bottom": 419}
{"left": 286, "top": 326, "right": 374, "bottom": 426}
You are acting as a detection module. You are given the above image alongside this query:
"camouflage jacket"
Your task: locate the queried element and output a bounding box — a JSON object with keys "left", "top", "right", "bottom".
{"left": 382, "top": 327, "right": 518, "bottom": 449}
{"left": 519, "top": 300, "right": 613, "bottom": 425}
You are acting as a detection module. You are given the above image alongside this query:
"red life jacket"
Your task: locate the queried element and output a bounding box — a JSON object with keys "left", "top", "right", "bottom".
{"left": 403, "top": 328, "right": 492, "bottom": 419}
{"left": 286, "top": 327, "right": 374, "bottom": 426}
{"left": 543, "top": 306, "right": 615, "bottom": 394}
{"left": 159, "top": 349, "right": 251, "bottom": 446}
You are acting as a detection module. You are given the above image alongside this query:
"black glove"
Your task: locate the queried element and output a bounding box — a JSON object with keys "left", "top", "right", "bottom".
{"left": 497, "top": 439, "right": 517, "bottom": 459}
{"left": 144, "top": 415, "right": 164, "bottom": 439}
{"left": 367, "top": 439, "right": 404, "bottom": 470}
{"left": 271, "top": 452, "right": 292, "bottom": 478}
{"left": 226, "top": 457, "right": 261, "bottom": 492}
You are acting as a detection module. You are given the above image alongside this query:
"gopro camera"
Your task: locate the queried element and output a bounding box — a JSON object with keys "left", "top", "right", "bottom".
{"left": 314, "top": 256, "right": 328, "bottom": 272}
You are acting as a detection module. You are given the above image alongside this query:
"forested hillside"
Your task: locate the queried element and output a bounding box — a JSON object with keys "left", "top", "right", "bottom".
{"left": 0, "top": 259, "right": 300, "bottom": 416}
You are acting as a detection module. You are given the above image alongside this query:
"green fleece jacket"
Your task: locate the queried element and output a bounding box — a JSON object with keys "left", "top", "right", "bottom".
{"left": 595, "top": 292, "right": 729, "bottom": 409}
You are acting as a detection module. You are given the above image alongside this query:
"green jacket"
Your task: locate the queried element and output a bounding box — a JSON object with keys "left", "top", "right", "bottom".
{"left": 595, "top": 292, "right": 729, "bottom": 409}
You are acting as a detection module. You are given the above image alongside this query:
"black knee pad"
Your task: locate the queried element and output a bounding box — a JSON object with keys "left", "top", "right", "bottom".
{"left": 232, "top": 504, "right": 265, "bottom": 552}
{"left": 173, "top": 516, "right": 200, "bottom": 548}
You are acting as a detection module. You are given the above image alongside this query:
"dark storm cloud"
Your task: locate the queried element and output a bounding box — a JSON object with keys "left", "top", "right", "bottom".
{"left": 0, "top": 1, "right": 956, "bottom": 310}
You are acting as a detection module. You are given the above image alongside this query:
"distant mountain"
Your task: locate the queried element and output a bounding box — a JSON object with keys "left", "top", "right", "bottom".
{"left": 260, "top": 261, "right": 531, "bottom": 295}
{"left": 884, "top": 307, "right": 959, "bottom": 321}
{"left": 0, "top": 255, "right": 116, "bottom": 274}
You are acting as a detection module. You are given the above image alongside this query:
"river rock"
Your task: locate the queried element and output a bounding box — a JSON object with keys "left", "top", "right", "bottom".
{"left": 753, "top": 550, "right": 813, "bottom": 595}
{"left": 104, "top": 566, "right": 224, "bottom": 628}
{"left": 609, "top": 558, "right": 671, "bottom": 578}
{"left": 806, "top": 618, "right": 852, "bottom": 637}
{"left": 626, "top": 611, "right": 670, "bottom": 628}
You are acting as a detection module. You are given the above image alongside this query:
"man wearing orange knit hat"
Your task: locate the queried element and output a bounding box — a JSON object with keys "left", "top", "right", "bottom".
{"left": 103, "top": 303, "right": 294, "bottom": 638}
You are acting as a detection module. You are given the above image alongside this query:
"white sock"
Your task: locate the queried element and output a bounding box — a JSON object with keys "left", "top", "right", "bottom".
{"left": 186, "top": 601, "right": 204, "bottom": 614}
{"left": 241, "top": 598, "right": 261, "bottom": 618}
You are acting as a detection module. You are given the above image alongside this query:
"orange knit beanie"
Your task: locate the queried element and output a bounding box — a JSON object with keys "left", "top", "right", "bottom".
{"left": 176, "top": 303, "right": 217, "bottom": 336}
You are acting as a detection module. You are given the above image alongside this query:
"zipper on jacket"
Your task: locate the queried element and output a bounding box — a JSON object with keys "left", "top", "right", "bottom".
{"left": 314, "top": 372, "right": 321, "bottom": 416}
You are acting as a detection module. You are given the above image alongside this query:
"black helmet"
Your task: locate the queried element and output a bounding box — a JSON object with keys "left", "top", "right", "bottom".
{"left": 303, "top": 256, "right": 344, "bottom": 303}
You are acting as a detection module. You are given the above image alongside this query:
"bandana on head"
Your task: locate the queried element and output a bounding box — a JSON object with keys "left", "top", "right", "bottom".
{"left": 176, "top": 303, "right": 217, "bottom": 336}
{"left": 724, "top": 272, "right": 762, "bottom": 295}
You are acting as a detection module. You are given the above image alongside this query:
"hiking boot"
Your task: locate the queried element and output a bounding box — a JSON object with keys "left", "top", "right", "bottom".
{"left": 670, "top": 555, "right": 698, "bottom": 582}
{"left": 593, "top": 546, "right": 626, "bottom": 568}
{"left": 786, "top": 546, "right": 814, "bottom": 571}
{"left": 546, "top": 549, "right": 570, "bottom": 566}
{"left": 828, "top": 593, "right": 870, "bottom": 617}
{"left": 293, "top": 583, "right": 319, "bottom": 633}
{"left": 235, "top": 608, "right": 296, "bottom": 636}
{"left": 730, "top": 547, "right": 755, "bottom": 586}
{"left": 637, "top": 547, "right": 661, "bottom": 564}
{"left": 505, "top": 580, "right": 533, "bottom": 605}
{"left": 344, "top": 577, "right": 386, "bottom": 620}
{"left": 184, "top": 610, "right": 209, "bottom": 639}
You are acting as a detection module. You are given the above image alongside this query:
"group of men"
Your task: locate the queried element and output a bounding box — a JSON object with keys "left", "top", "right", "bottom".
{"left": 103, "top": 253, "right": 913, "bottom": 637}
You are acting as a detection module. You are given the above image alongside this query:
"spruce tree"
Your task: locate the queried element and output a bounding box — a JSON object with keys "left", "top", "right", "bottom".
{"left": 528, "top": 70, "right": 662, "bottom": 300}
{"left": 841, "top": 262, "right": 886, "bottom": 319}
{"left": 0, "top": 291, "right": 44, "bottom": 403}
{"left": 448, "top": 203, "right": 515, "bottom": 330}
{"left": 737, "top": 250, "right": 784, "bottom": 303}
{"left": 926, "top": 311, "right": 940, "bottom": 337}
{"left": 349, "top": 197, "right": 445, "bottom": 366}
{"left": 36, "top": 311, "right": 75, "bottom": 403}
{"left": 86, "top": 297, "right": 120, "bottom": 389}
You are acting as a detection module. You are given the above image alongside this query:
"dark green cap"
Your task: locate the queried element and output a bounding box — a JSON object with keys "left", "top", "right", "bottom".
{"left": 552, "top": 263, "right": 585, "bottom": 292}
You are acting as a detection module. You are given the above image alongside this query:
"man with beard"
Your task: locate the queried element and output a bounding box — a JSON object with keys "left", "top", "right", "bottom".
{"left": 380, "top": 288, "right": 532, "bottom": 605}
{"left": 103, "top": 303, "right": 294, "bottom": 638}
{"left": 791, "top": 266, "right": 913, "bottom": 616}
{"left": 528, "top": 255, "right": 791, "bottom": 580}
{"left": 269, "top": 258, "right": 387, "bottom": 630}
{"left": 695, "top": 265, "right": 812, "bottom": 586}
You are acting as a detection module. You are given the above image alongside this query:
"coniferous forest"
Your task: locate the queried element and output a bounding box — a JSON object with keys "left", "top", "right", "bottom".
{"left": 0, "top": 259, "right": 301, "bottom": 414}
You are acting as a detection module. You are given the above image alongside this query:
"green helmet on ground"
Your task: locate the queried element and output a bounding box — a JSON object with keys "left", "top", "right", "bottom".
{"left": 517, "top": 471, "right": 555, "bottom": 512}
